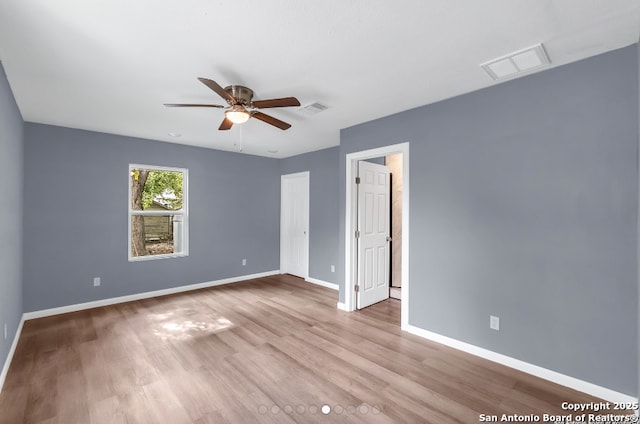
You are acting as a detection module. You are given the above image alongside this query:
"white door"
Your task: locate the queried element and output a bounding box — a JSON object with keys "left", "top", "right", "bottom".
{"left": 357, "top": 161, "right": 390, "bottom": 308}
{"left": 280, "top": 172, "right": 309, "bottom": 279}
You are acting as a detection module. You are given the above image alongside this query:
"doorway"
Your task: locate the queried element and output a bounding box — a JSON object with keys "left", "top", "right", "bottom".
{"left": 344, "top": 142, "right": 409, "bottom": 329}
{"left": 387, "top": 153, "right": 403, "bottom": 299}
{"left": 281, "top": 172, "right": 309, "bottom": 279}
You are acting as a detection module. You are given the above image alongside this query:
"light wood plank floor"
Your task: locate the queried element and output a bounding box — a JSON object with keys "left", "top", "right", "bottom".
{"left": 0, "top": 274, "right": 615, "bottom": 423}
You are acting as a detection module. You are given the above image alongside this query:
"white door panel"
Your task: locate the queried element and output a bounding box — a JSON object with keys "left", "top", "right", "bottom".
{"left": 281, "top": 172, "right": 309, "bottom": 278}
{"left": 357, "top": 161, "right": 390, "bottom": 309}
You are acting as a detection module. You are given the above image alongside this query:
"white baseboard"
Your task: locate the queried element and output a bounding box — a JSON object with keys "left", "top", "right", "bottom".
{"left": 0, "top": 316, "right": 25, "bottom": 395}
{"left": 337, "top": 302, "right": 348, "bottom": 311}
{"left": 23, "top": 270, "right": 280, "bottom": 320}
{"left": 305, "top": 277, "right": 339, "bottom": 291}
{"left": 405, "top": 324, "right": 637, "bottom": 404}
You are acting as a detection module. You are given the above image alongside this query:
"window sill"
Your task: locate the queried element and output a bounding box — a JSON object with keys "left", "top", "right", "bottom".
{"left": 128, "top": 252, "right": 188, "bottom": 262}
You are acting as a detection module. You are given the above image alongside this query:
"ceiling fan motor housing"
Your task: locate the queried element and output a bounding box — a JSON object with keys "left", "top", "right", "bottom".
{"left": 225, "top": 85, "right": 254, "bottom": 105}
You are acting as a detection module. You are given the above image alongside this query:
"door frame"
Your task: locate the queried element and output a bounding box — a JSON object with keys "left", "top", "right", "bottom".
{"left": 280, "top": 171, "right": 310, "bottom": 279}
{"left": 344, "top": 142, "right": 409, "bottom": 329}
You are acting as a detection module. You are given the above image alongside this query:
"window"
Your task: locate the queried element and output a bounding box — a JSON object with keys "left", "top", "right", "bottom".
{"left": 128, "top": 164, "right": 188, "bottom": 261}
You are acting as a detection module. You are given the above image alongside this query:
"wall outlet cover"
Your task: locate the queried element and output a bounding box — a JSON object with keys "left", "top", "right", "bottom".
{"left": 490, "top": 315, "right": 500, "bottom": 331}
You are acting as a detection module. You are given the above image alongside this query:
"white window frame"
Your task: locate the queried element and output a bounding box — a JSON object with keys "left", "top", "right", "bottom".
{"left": 128, "top": 164, "right": 189, "bottom": 262}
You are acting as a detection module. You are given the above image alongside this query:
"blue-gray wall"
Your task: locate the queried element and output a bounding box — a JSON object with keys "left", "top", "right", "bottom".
{"left": 340, "top": 45, "right": 639, "bottom": 396}
{"left": 280, "top": 147, "right": 340, "bottom": 284}
{"left": 0, "top": 63, "right": 23, "bottom": 372}
{"left": 23, "top": 124, "right": 281, "bottom": 312}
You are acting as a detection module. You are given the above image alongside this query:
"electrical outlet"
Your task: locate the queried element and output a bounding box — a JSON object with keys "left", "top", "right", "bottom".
{"left": 331, "top": 265, "right": 335, "bottom": 273}
{"left": 4, "top": 323, "right": 7, "bottom": 340}
{"left": 93, "top": 277, "right": 101, "bottom": 287}
{"left": 490, "top": 315, "right": 500, "bottom": 331}
{"left": 242, "top": 259, "right": 247, "bottom": 266}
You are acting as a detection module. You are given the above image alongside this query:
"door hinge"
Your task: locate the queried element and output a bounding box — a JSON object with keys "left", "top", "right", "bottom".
{"left": 355, "top": 230, "right": 360, "bottom": 238}
{"left": 355, "top": 176, "right": 361, "bottom": 184}
{"left": 355, "top": 284, "right": 360, "bottom": 293}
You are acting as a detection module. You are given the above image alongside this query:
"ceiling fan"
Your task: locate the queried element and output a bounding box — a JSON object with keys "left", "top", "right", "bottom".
{"left": 165, "top": 78, "right": 300, "bottom": 131}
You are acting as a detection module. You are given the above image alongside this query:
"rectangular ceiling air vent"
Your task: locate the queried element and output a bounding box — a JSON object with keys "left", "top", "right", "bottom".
{"left": 481, "top": 43, "right": 550, "bottom": 81}
{"left": 299, "top": 102, "right": 329, "bottom": 116}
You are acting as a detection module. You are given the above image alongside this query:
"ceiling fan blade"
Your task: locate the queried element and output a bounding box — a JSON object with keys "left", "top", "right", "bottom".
{"left": 252, "top": 111, "right": 292, "bottom": 130}
{"left": 252, "top": 97, "right": 301, "bottom": 109}
{"left": 164, "top": 103, "right": 225, "bottom": 108}
{"left": 219, "top": 117, "right": 234, "bottom": 131}
{"left": 198, "top": 78, "right": 235, "bottom": 104}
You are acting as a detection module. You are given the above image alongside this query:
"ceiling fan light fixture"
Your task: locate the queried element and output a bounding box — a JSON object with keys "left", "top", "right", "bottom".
{"left": 226, "top": 105, "right": 250, "bottom": 124}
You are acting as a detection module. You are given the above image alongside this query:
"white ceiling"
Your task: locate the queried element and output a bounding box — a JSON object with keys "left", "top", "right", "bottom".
{"left": 1, "top": 1, "right": 639, "bottom": 158}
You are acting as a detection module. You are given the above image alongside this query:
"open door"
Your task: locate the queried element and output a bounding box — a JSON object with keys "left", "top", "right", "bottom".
{"left": 356, "top": 161, "right": 390, "bottom": 309}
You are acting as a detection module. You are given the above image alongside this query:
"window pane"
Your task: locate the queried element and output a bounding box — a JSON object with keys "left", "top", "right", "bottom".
{"left": 130, "top": 214, "right": 185, "bottom": 258}
{"left": 130, "top": 168, "right": 184, "bottom": 211}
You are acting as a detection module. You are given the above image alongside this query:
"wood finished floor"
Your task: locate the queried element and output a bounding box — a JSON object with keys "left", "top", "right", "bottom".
{"left": 0, "top": 274, "right": 612, "bottom": 423}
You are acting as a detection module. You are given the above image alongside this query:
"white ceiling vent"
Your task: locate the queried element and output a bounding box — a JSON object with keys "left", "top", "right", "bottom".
{"left": 299, "top": 102, "right": 329, "bottom": 116}
{"left": 481, "top": 43, "right": 550, "bottom": 80}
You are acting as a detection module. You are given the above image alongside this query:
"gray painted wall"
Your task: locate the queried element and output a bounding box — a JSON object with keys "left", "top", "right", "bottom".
{"left": 23, "top": 124, "right": 281, "bottom": 312}
{"left": 0, "top": 63, "right": 23, "bottom": 371}
{"left": 340, "top": 45, "right": 639, "bottom": 396}
{"left": 280, "top": 147, "right": 340, "bottom": 284}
